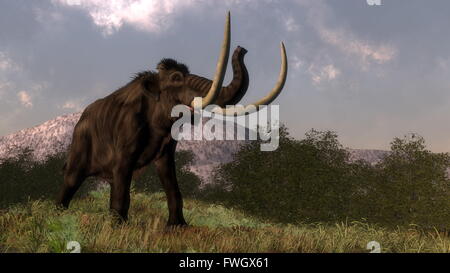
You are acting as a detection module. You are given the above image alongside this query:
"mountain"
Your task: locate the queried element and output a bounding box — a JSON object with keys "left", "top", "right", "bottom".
{"left": 0, "top": 112, "right": 246, "bottom": 184}
{"left": 0, "top": 113, "right": 80, "bottom": 161}
{"left": 348, "top": 149, "right": 389, "bottom": 165}
{"left": 0, "top": 112, "right": 394, "bottom": 183}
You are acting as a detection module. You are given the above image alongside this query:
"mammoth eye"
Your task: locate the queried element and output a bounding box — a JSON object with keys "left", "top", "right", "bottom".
{"left": 170, "top": 72, "right": 184, "bottom": 82}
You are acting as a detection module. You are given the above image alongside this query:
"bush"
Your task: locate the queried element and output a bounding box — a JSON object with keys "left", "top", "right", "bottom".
{"left": 0, "top": 148, "right": 94, "bottom": 209}
{"left": 0, "top": 146, "right": 201, "bottom": 209}
{"left": 202, "top": 127, "right": 450, "bottom": 228}
{"left": 367, "top": 134, "right": 450, "bottom": 228}
{"left": 202, "top": 126, "right": 363, "bottom": 223}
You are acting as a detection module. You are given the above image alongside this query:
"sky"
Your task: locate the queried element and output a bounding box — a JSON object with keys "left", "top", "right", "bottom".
{"left": 1, "top": 0, "right": 450, "bottom": 152}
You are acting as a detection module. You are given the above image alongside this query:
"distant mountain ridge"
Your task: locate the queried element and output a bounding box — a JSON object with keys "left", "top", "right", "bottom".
{"left": 0, "top": 112, "right": 246, "bottom": 184}
{"left": 0, "top": 112, "right": 391, "bottom": 183}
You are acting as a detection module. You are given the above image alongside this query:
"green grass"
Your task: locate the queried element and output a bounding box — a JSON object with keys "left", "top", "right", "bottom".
{"left": 0, "top": 188, "right": 449, "bottom": 253}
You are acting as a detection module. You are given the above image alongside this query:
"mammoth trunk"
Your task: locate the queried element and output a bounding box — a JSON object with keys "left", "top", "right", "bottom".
{"left": 185, "top": 46, "right": 249, "bottom": 107}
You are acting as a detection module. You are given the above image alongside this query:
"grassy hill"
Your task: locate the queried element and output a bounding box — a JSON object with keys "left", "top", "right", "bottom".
{"left": 1, "top": 188, "right": 449, "bottom": 253}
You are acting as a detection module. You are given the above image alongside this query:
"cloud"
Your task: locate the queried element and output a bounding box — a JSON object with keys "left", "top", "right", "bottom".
{"left": 60, "top": 99, "right": 84, "bottom": 111}
{"left": 0, "top": 81, "right": 12, "bottom": 90}
{"left": 308, "top": 63, "right": 340, "bottom": 84}
{"left": 291, "top": 55, "right": 304, "bottom": 70}
{"left": 33, "top": 6, "right": 65, "bottom": 31}
{"left": 0, "top": 51, "right": 20, "bottom": 100}
{"left": 283, "top": 16, "right": 300, "bottom": 32}
{"left": 30, "top": 82, "right": 50, "bottom": 92}
{"left": 15, "top": 82, "right": 48, "bottom": 108}
{"left": 52, "top": 0, "right": 235, "bottom": 35}
{"left": 17, "top": 91, "right": 33, "bottom": 108}
{"left": 318, "top": 27, "right": 396, "bottom": 68}
{"left": 0, "top": 81, "right": 11, "bottom": 100}
{"left": 0, "top": 51, "right": 19, "bottom": 72}
{"left": 52, "top": 0, "right": 192, "bottom": 34}
{"left": 436, "top": 57, "right": 450, "bottom": 72}
{"left": 52, "top": 0, "right": 260, "bottom": 35}
{"left": 298, "top": 0, "right": 396, "bottom": 69}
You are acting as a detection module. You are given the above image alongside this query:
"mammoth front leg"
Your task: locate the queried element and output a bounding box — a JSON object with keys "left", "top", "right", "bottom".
{"left": 110, "top": 162, "right": 133, "bottom": 222}
{"left": 154, "top": 141, "right": 187, "bottom": 227}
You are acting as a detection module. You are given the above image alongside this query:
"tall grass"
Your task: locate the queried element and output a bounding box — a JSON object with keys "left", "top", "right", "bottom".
{"left": 0, "top": 189, "right": 448, "bottom": 253}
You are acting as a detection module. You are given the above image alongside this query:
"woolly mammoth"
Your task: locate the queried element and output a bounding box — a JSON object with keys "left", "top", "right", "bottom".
{"left": 56, "top": 12, "right": 288, "bottom": 226}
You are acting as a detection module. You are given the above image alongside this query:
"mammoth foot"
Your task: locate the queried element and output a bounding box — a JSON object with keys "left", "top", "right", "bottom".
{"left": 55, "top": 202, "right": 69, "bottom": 211}
{"left": 164, "top": 219, "right": 189, "bottom": 232}
{"left": 110, "top": 209, "right": 129, "bottom": 226}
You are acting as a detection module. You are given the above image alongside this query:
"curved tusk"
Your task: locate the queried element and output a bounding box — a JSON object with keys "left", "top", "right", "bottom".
{"left": 210, "top": 42, "right": 288, "bottom": 116}
{"left": 191, "top": 11, "right": 231, "bottom": 109}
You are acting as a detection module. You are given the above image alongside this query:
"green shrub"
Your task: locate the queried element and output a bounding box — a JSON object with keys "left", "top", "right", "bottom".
{"left": 0, "top": 146, "right": 200, "bottom": 209}
{"left": 0, "top": 148, "right": 94, "bottom": 209}
{"left": 368, "top": 134, "right": 450, "bottom": 228}
{"left": 202, "top": 126, "right": 364, "bottom": 223}
{"left": 202, "top": 127, "right": 450, "bottom": 229}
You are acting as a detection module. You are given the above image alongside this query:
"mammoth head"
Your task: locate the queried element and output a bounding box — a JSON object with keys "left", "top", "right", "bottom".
{"left": 156, "top": 59, "right": 190, "bottom": 90}
{"left": 153, "top": 12, "right": 288, "bottom": 116}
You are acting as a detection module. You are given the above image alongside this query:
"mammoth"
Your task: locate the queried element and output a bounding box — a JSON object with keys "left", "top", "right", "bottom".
{"left": 56, "top": 12, "right": 287, "bottom": 226}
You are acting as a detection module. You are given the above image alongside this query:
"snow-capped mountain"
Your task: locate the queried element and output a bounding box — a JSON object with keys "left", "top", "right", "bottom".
{"left": 0, "top": 113, "right": 80, "bottom": 161}
{"left": 0, "top": 112, "right": 246, "bottom": 184}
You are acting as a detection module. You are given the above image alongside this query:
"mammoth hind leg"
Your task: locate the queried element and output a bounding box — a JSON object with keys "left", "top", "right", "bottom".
{"left": 109, "top": 163, "right": 133, "bottom": 222}
{"left": 56, "top": 170, "right": 86, "bottom": 209}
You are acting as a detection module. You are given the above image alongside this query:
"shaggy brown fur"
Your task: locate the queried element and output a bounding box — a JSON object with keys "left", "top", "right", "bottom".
{"left": 56, "top": 47, "right": 249, "bottom": 225}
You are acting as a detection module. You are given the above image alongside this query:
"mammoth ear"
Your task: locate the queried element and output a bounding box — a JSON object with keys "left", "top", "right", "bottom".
{"left": 168, "top": 71, "right": 184, "bottom": 88}
{"left": 142, "top": 77, "right": 160, "bottom": 101}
